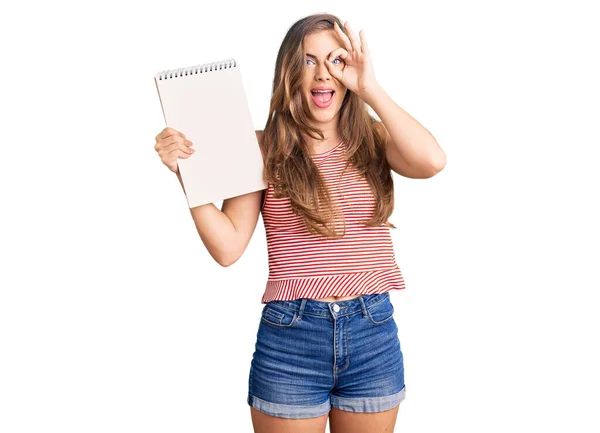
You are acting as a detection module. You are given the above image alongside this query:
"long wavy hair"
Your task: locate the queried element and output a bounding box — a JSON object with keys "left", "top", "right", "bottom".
{"left": 260, "top": 13, "right": 396, "bottom": 239}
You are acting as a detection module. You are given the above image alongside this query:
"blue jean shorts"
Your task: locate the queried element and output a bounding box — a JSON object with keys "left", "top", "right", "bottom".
{"left": 247, "top": 292, "right": 406, "bottom": 419}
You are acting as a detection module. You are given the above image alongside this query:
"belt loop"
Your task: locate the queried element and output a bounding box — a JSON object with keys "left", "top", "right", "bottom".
{"left": 298, "top": 299, "right": 307, "bottom": 320}
{"left": 358, "top": 295, "right": 368, "bottom": 318}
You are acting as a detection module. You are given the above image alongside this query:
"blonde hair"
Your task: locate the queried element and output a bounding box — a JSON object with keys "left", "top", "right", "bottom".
{"left": 259, "top": 13, "right": 396, "bottom": 239}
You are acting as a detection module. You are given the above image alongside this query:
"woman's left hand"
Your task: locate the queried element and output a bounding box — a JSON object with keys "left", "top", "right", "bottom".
{"left": 326, "top": 21, "right": 379, "bottom": 100}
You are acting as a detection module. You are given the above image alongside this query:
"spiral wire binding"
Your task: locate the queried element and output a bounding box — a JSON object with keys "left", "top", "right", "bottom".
{"left": 156, "top": 58, "right": 237, "bottom": 80}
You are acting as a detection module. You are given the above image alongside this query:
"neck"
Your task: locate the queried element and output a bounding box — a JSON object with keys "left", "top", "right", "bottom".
{"left": 303, "top": 121, "right": 341, "bottom": 155}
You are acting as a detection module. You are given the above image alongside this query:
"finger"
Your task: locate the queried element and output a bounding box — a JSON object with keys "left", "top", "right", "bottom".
{"left": 168, "top": 136, "right": 193, "bottom": 148}
{"left": 161, "top": 138, "right": 193, "bottom": 155}
{"left": 164, "top": 146, "right": 181, "bottom": 159}
{"left": 359, "top": 29, "right": 369, "bottom": 55}
{"left": 157, "top": 140, "right": 176, "bottom": 156}
{"left": 333, "top": 21, "right": 353, "bottom": 53}
{"left": 167, "top": 127, "right": 185, "bottom": 138}
{"left": 326, "top": 48, "right": 349, "bottom": 81}
{"left": 180, "top": 140, "right": 195, "bottom": 154}
{"left": 344, "top": 21, "right": 362, "bottom": 54}
{"left": 162, "top": 138, "right": 182, "bottom": 150}
{"left": 158, "top": 127, "right": 185, "bottom": 140}
{"left": 165, "top": 144, "right": 193, "bottom": 161}
{"left": 157, "top": 129, "right": 182, "bottom": 143}
{"left": 169, "top": 138, "right": 194, "bottom": 154}
{"left": 325, "top": 61, "right": 341, "bottom": 81}
{"left": 178, "top": 149, "right": 193, "bottom": 158}
{"left": 328, "top": 47, "right": 349, "bottom": 64}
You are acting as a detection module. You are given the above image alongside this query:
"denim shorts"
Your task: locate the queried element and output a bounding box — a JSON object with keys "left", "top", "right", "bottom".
{"left": 247, "top": 292, "right": 406, "bottom": 419}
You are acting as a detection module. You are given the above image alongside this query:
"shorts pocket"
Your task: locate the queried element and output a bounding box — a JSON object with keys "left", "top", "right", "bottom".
{"left": 260, "top": 303, "right": 299, "bottom": 328}
{"left": 365, "top": 295, "right": 395, "bottom": 326}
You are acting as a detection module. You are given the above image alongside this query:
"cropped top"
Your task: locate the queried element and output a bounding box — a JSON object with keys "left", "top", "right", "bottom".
{"left": 260, "top": 140, "right": 406, "bottom": 303}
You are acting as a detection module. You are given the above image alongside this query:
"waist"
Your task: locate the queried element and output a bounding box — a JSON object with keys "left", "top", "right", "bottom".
{"left": 261, "top": 265, "right": 405, "bottom": 303}
{"left": 309, "top": 294, "right": 362, "bottom": 302}
{"left": 264, "top": 292, "right": 390, "bottom": 318}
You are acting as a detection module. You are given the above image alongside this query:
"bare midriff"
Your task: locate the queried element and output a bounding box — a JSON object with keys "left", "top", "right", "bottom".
{"left": 310, "top": 294, "right": 361, "bottom": 303}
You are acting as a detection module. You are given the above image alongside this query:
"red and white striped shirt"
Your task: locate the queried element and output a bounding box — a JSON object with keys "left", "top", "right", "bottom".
{"left": 260, "top": 140, "right": 406, "bottom": 303}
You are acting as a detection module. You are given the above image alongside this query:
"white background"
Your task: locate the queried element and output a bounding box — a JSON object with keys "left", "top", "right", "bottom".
{"left": 2, "top": 0, "right": 599, "bottom": 432}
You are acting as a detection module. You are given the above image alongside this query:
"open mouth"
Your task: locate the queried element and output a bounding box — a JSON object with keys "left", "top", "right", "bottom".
{"left": 311, "top": 90, "right": 335, "bottom": 108}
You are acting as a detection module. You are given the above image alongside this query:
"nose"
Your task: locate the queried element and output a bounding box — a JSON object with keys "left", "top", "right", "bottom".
{"left": 315, "top": 61, "right": 332, "bottom": 82}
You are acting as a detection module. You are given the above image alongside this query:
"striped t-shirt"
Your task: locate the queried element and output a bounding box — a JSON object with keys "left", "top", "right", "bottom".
{"left": 260, "top": 140, "right": 406, "bottom": 303}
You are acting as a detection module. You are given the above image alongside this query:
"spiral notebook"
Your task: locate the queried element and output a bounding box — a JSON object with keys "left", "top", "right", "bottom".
{"left": 154, "top": 58, "right": 267, "bottom": 208}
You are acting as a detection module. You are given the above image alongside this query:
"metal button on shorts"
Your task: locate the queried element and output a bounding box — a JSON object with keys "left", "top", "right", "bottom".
{"left": 248, "top": 292, "right": 405, "bottom": 419}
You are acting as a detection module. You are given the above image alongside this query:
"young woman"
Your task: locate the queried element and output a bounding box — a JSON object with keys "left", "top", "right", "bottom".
{"left": 154, "top": 13, "right": 445, "bottom": 433}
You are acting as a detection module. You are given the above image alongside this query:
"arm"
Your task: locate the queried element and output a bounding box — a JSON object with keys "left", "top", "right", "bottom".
{"left": 323, "top": 21, "right": 445, "bottom": 179}
{"left": 363, "top": 85, "right": 446, "bottom": 179}
{"left": 175, "top": 130, "right": 265, "bottom": 267}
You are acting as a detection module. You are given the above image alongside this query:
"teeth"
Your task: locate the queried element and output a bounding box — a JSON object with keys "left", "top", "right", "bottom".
{"left": 312, "top": 90, "right": 333, "bottom": 93}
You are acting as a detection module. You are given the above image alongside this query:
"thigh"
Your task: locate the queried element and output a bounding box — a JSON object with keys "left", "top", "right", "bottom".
{"left": 248, "top": 301, "right": 334, "bottom": 419}
{"left": 332, "top": 294, "right": 406, "bottom": 408}
{"left": 250, "top": 406, "right": 328, "bottom": 433}
{"left": 329, "top": 404, "right": 400, "bottom": 433}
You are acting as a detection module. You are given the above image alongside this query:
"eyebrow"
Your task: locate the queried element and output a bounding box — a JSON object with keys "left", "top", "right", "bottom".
{"left": 305, "top": 53, "right": 339, "bottom": 62}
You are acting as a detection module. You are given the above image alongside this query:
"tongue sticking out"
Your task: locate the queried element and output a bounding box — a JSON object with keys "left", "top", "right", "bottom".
{"left": 313, "top": 91, "right": 333, "bottom": 102}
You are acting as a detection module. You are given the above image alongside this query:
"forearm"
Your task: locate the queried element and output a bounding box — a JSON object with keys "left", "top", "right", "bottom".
{"left": 362, "top": 84, "right": 445, "bottom": 169}
{"left": 176, "top": 171, "right": 237, "bottom": 266}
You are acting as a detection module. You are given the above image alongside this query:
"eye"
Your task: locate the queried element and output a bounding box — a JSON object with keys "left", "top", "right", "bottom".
{"left": 306, "top": 59, "right": 315, "bottom": 66}
{"left": 331, "top": 57, "right": 343, "bottom": 65}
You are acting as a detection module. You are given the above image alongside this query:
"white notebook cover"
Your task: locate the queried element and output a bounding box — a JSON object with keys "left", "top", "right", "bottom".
{"left": 154, "top": 59, "right": 267, "bottom": 208}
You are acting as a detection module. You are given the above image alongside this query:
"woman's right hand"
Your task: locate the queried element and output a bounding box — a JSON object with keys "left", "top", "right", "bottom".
{"left": 154, "top": 127, "right": 195, "bottom": 173}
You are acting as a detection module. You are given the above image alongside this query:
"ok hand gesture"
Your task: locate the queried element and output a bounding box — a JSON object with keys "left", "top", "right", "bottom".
{"left": 325, "top": 21, "right": 379, "bottom": 99}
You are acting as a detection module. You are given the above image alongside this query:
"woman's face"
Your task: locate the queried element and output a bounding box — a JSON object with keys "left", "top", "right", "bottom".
{"left": 301, "top": 29, "right": 348, "bottom": 126}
